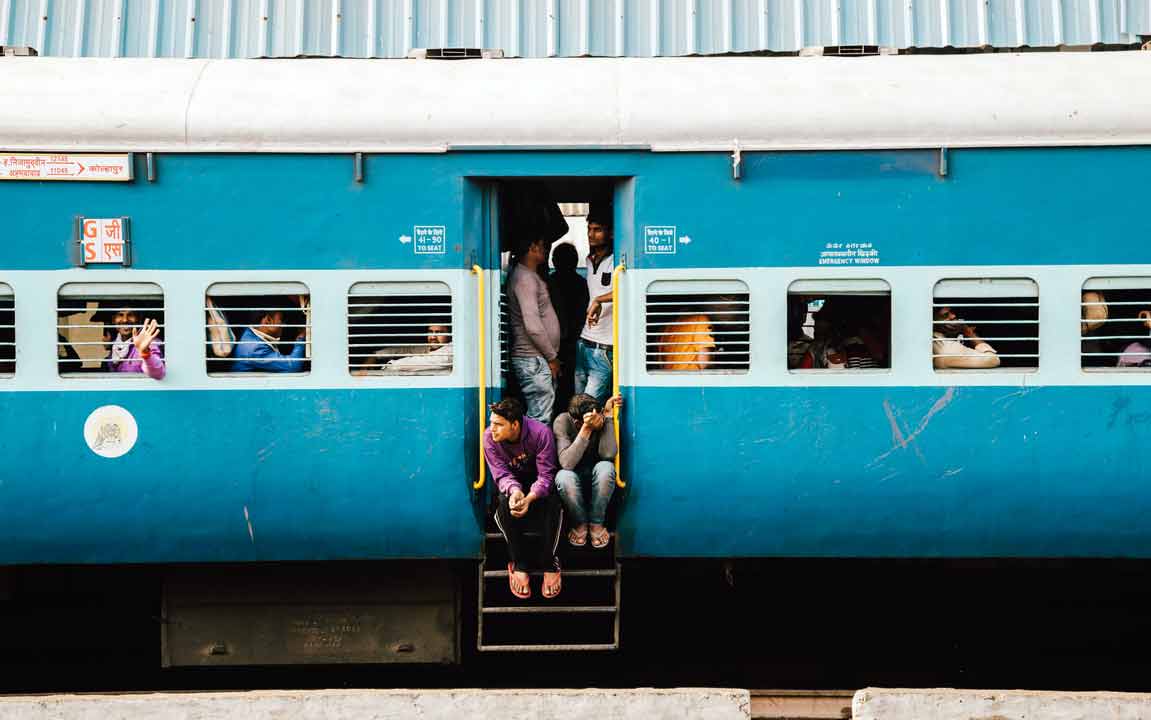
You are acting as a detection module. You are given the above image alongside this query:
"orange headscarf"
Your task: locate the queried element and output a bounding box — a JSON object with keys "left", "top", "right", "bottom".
{"left": 657, "top": 314, "right": 717, "bottom": 371}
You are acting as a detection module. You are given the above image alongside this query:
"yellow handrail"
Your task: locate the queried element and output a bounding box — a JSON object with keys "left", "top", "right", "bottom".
{"left": 472, "top": 265, "right": 487, "bottom": 491}
{"left": 612, "top": 263, "right": 626, "bottom": 489}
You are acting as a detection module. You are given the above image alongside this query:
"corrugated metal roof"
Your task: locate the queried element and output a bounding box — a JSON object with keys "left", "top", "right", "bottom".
{"left": 0, "top": 0, "right": 1147, "bottom": 59}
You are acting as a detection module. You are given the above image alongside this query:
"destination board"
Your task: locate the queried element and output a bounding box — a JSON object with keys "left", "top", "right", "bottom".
{"left": 0, "top": 153, "right": 133, "bottom": 181}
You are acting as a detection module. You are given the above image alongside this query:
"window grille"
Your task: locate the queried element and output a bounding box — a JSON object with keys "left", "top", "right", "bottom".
{"left": 646, "top": 280, "right": 750, "bottom": 374}
{"left": 0, "top": 284, "right": 13, "bottom": 377}
{"left": 205, "top": 282, "right": 311, "bottom": 375}
{"left": 932, "top": 278, "right": 1038, "bottom": 371}
{"left": 787, "top": 279, "right": 890, "bottom": 371}
{"left": 499, "top": 291, "right": 510, "bottom": 379}
{"left": 1080, "top": 277, "right": 1151, "bottom": 370}
{"left": 348, "top": 282, "right": 453, "bottom": 376}
{"left": 56, "top": 283, "right": 165, "bottom": 377}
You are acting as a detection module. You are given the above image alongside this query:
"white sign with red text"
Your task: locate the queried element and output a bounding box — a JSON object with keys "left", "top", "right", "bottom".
{"left": 0, "top": 153, "right": 133, "bottom": 182}
{"left": 82, "top": 218, "right": 128, "bottom": 264}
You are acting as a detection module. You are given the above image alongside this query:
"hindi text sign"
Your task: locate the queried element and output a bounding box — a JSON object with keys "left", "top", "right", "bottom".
{"left": 0, "top": 153, "right": 133, "bottom": 182}
{"left": 413, "top": 225, "right": 447, "bottom": 255}
{"left": 644, "top": 225, "right": 677, "bottom": 255}
{"left": 77, "top": 217, "right": 132, "bottom": 266}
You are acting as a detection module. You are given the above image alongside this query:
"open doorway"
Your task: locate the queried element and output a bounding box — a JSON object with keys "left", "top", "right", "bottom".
{"left": 495, "top": 178, "right": 620, "bottom": 423}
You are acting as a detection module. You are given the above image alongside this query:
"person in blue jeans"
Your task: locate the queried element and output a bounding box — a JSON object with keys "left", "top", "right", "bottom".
{"left": 553, "top": 392, "right": 623, "bottom": 549}
{"left": 574, "top": 212, "right": 615, "bottom": 405}
{"left": 508, "top": 237, "right": 562, "bottom": 421}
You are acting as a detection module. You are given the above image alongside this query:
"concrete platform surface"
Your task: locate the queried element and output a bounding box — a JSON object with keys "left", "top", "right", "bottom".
{"left": 0, "top": 688, "right": 751, "bottom": 720}
{"left": 854, "top": 687, "right": 1151, "bottom": 720}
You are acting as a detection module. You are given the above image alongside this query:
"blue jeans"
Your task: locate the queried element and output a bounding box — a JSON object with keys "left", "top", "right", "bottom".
{"left": 510, "top": 356, "right": 556, "bottom": 422}
{"left": 555, "top": 460, "right": 616, "bottom": 526}
{"left": 574, "top": 339, "right": 613, "bottom": 405}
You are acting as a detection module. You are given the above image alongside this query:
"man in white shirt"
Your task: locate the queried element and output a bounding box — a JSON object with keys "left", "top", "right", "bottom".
{"left": 574, "top": 212, "right": 615, "bottom": 404}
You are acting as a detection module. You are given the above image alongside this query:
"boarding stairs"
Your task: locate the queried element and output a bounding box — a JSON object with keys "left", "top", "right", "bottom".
{"left": 477, "top": 528, "right": 621, "bottom": 652}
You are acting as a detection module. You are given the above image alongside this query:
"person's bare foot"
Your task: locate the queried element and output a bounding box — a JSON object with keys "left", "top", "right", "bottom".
{"left": 542, "top": 570, "right": 562, "bottom": 599}
{"left": 567, "top": 524, "right": 588, "bottom": 547}
{"left": 590, "top": 524, "right": 611, "bottom": 549}
{"left": 507, "top": 562, "right": 530, "bottom": 599}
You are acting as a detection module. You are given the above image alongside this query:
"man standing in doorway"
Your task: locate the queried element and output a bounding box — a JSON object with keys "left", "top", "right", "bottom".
{"left": 508, "top": 237, "right": 563, "bottom": 422}
{"left": 575, "top": 209, "right": 616, "bottom": 405}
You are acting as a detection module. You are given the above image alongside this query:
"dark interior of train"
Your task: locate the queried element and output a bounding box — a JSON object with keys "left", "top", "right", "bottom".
{"left": 1082, "top": 287, "right": 1151, "bottom": 369}
{"left": 0, "top": 292, "right": 13, "bottom": 375}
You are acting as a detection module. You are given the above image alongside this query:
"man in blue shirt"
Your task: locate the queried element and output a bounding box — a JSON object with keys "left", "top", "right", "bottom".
{"left": 232, "top": 299, "right": 309, "bottom": 373}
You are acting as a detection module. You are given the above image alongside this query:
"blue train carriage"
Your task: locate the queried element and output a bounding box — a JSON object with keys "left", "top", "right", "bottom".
{"left": 1, "top": 52, "right": 1150, "bottom": 663}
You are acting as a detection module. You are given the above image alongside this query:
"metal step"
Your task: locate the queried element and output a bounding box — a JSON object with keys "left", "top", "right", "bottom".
{"left": 483, "top": 568, "right": 616, "bottom": 578}
{"left": 479, "top": 528, "right": 621, "bottom": 652}
{"left": 483, "top": 605, "right": 618, "bottom": 614}
{"left": 484, "top": 531, "right": 615, "bottom": 541}
{"left": 476, "top": 643, "right": 619, "bottom": 652}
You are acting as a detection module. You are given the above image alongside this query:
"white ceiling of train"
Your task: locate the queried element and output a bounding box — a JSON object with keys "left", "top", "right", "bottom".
{"left": 0, "top": 0, "right": 1147, "bottom": 59}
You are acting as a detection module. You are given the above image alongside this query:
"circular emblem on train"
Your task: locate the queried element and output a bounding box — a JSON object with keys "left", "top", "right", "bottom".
{"left": 83, "top": 405, "right": 138, "bottom": 458}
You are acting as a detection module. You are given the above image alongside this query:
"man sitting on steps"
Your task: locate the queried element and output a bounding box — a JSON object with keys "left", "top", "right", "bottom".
{"left": 483, "top": 397, "right": 563, "bottom": 600}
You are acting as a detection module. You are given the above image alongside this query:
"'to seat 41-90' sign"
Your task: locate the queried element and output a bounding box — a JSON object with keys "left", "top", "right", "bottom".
{"left": 0, "top": 153, "right": 133, "bottom": 181}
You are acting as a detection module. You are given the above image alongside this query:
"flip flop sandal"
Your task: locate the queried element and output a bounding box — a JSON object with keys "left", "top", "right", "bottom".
{"left": 542, "top": 571, "right": 562, "bottom": 599}
{"left": 507, "top": 562, "right": 531, "bottom": 599}
{"left": 590, "top": 526, "right": 611, "bottom": 549}
{"left": 568, "top": 526, "right": 588, "bottom": 547}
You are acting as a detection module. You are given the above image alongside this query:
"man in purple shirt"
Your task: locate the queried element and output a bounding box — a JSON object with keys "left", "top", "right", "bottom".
{"left": 105, "top": 307, "right": 165, "bottom": 380}
{"left": 483, "top": 397, "right": 563, "bottom": 600}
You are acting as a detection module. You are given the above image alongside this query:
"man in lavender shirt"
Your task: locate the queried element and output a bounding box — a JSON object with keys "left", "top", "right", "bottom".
{"left": 483, "top": 397, "right": 563, "bottom": 600}
{"left": 106, "top": 306, "right": 165, "bottom": 380}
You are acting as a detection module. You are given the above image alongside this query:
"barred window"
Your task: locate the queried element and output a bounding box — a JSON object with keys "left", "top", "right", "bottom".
{"left": 0, "top": 284, "right": 13, "bottom": 377}
{"left": 646, "top": 280, "right": 750, "bottom": 374}
{"left": 56, "top": 283, "right": 165, "bottom": 377}
{"left": 1081, "top": 277, "right": 1151, "bottom": 370}
{"left": 787, "top": 279, "right": 890, "bottom": 371}
{"left": 499, "top": 285, "right": 510, "bottom": 380}
{"left": 206, "top": 283, "right": 311, "bottom": 375}
{"left": 933, "top": 278, "right": 1038, "bottom": 371}
{"left": 348, "top": 282, "right": 453, "bottom": 376}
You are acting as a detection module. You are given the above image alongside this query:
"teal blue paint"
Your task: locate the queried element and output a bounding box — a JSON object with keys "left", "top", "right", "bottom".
{"left": 617, "top": 385, "right": 1151, "bottom": 558}
{"left": 0, "top": 388, "right": 482, "bottom": 564}
{"left": 633, "top": 147, "right": 1151, "bottom": 269}
{"left": 5, "top": 147, "right": 1149, "bottom": 271}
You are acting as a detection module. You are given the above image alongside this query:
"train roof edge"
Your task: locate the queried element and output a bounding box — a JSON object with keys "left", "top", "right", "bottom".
{"left": 2, "top": 54, "right": 1150, "bottom": 153}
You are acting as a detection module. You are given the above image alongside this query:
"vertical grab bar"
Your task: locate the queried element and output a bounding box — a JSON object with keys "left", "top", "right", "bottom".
{"left": 612, "top": 263, "right": 626, "bottom": 489}
{"left": 472, "top": 265, "right": 487, "bottom": 491}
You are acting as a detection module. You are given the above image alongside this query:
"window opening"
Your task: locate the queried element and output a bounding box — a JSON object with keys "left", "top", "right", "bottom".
{"left": 205, "top": 282, "right": 310, "bottom": 375}
{"left": 932, "top": 278, "right": 1038, "bottom": 371}
{"left": 348, "top": 282, "right": 453, "bottom": 376}
{"left": 56, "top": 283, "right": 165, "bottom": 377}
{"left": 0, "top": 284, "right": 13, "bottom": 377}
{"left": 646, "top": 280, "right": 750, "bottom": 374}
{"left": 1081, "top": 277, "right": 1151, "bottom": 370}
{"left": 787, "top": 279, "right": 890, "bottom": 371}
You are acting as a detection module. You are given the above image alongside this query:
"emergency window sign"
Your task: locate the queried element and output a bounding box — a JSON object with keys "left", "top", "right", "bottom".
{"left": 75, "top": 216, "right": 132, "bottom": 267}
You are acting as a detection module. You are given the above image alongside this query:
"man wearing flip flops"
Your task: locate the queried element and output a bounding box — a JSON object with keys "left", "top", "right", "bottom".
{"left": 484, "top": 398, "right": 564, "bottom": 600}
